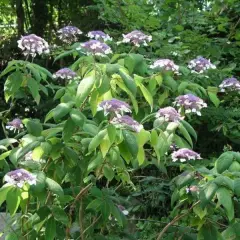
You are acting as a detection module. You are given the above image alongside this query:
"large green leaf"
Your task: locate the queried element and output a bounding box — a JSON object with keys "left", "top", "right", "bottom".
{"left": 45, "top": 217, "right": 56, "bottom": 240}
{"left": 118, "top": 69, "right": 137, "bottom": 96}
{"left": 76, "top": 76, "right": 95, "bottom": 107}
{"left": 217, "top": 187, "right": 234, "bottom": 221}
{"left": 88, "top": 129, "right": 108, "bottom": 153}
{"left": 63, "top": 118, "right": 76, "bottom": 142}
{"left": 122, "top": 130, "right": 138, "bottom": 159}
{"left": 27, "top": 77, "right": 41, "bottom": 104}
{"left": 45, "top": 178, "right": 64, "bottom": 196}
{"left": 53, "top": 102, "right": 74, "bottom": 122}
{"left": 6, "top": 188, "right": 21, "bottom": 216}
{"left": 52, "top": 206, "right": 69, "bottom": 225}
{"left": 24, "top": 119, "right": 43, "bottom": 137}
{"left": 216, "top": 152, "right": 234, "bottom": 173}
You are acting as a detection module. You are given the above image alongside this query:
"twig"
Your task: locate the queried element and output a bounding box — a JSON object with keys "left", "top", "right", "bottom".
{"left": 79, "top": 199, "right": 84, "bottom": 240}
{"left": 82, "top": 214, "right": 102, "bottom": 236}
{"left": 156, "top": 200, "right": 200, "bottom": 240}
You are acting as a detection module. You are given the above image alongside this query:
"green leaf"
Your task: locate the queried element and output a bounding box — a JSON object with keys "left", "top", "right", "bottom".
{"left": 45, "top": 178, "right": 64, "bottom": 196}
{"left": 5, "top": 233, "right": 18, "bottom": 240}
{"left": 122, "top": 130, "right": 138, "bottom": 159}
{"left": 31, "top": 172, "right": 46, "bottom": 193}
{"left": 87, "top": 198, "right": 102, "bottom": 211}
{"left": 24, "top": 119, "right": 43, "bottom": 137}
{"left": 27, "top": 78, "right": 40, "bottom": 104}
{"left": 45, "top": 217, "right": 56, "bottom": 240}
{"left": 63, "top": 118, "right": 76, "bottom": 142}
{"left": 200, "top": 182, "right": 218, "bottom": 208}
{"left": 54, "top": 88, "right": 65, "bottom": 101}
{"left": 217, "top": 187, "right": 234, "bottom": 221}
{"left": 0, "top": 185, "right": 13, "bottom": 207}
{"left": 193, "top": 205, "right": 207, "bottom": 220}
{"left": 4, "top": 71, "right": 24, "bottom": 102}
{"left": 70, "top": 109, "right": 85, "bottom": 127}
{"left": 53, "top": 102, "right": 74, "bottom": 122}
{"left": 6, "top": 188, "right": 21, "bottom": 216}
{"left": 103, "top": 165, "right": 114, "bottom": 181}
{"left": 118, "top": 69, "right": 137, "bottom": 96}
{"left": 63, "top": 147, "right": 79, "bottom": 167}
{"left": 76, "top": 76, "right": 95, "bottom": 107}
{"left": 107, "top": 125, "right": 116, "bottom": 144}
{"left": 178, "top": 123, "right": 193, "bottom": 147}
{"left": 198, "top": 224, "right": 219, "bottom": 240}
{"left": 208, "top": 87, "right": 220, "bottom": 107}
{"left": 0, "top": 150, "right": 11, "bottom": 161}
{"left": 138, "top": 82, "right": 153, "bottom": 110}
{"left": 87, "top": 153, "right": 103, "bottom": 172}
{"left": 163, "top": 75, "right": 178, "bottom": 91}
{"left": 216, "top": 152, "right": 234, "bottom": 173}
{"left": 52, "top": 206, "right": 69, "bottom": 225}
{"left": 234, "top": 179, "right": 240, "bottom": 197}
{"left": 180, "top": 120, "right": 197, "bottom": 141}
{"left": 88, "top": 129, "right": 108, "bottom": 153}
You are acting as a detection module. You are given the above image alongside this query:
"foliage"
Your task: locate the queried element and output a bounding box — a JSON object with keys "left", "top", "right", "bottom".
{"left": 1, "top": 0, "right": 240, "bottom": 239}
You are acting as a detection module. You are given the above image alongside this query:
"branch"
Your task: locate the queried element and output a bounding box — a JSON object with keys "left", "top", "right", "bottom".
{"left": 156, "top": 201, "right": 200, "bottom": 240}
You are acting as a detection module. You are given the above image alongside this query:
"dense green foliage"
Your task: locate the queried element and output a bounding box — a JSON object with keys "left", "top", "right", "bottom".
{"left": 1, "top": 0, "right": 240, "bottom": 239}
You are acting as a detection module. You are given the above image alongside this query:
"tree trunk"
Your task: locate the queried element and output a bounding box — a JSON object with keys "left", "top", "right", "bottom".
{"left": 16, "top": 0, "right": 25, "bottom": 36}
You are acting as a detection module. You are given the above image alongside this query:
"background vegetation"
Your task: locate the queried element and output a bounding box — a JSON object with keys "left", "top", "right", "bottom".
{"left": 1, "top": 0, "right": 240, "bottom": 239}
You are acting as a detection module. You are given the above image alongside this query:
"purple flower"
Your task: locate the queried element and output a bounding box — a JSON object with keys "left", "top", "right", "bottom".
{"left": 186, "top": 185, "right": 199, "bottom": 193}
{"left": 156, "top": 107, "right": 182, "bottom": 122}
{"left": 172, "top": 148, "right": 201, "bottom": 162}
{"left": 87, "top": 30, "right": 112, "bottom": 42}
{"left": 3, "top": 169, "right": 37, "bottom": 188}
{"left": 219, "top": 77, "right": 240, "bottom": 92}
{"left": 174, "top": 94, "right": 207, "bottom": 116}
{"left": 111, "top": 115, "right": 143, "bottom": 132}
{"left": 119, "top": 30, "right": 152, "bottom": 47}
{"left": 53, "top": 68, "right": 79, "bottom": 80}
{"left": 6, "top": 118, "right": 23, "bottom": 133}
{"left": 77, "top": 40, "right": 112, "bottom": 56}
{"left": 97, "top": 99, "right": 131, "bottom": 116}
{"left": 57, "top": 26, "right": 82, "bottom": 43}
{"left": 150, "top": 59, "right": 180, "bottom": 75}
{"left": 188, "top": 56, "right": 216, "bottom": 73}
{"left": 17, "top": 34, "right": 50, "bottom": 57}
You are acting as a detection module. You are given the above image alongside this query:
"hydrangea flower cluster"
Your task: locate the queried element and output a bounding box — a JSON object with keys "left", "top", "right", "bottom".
{"left": 17, "top": 34, "right": 50, "bottom": 56}
{"left": 156, "top": 107, "right": 182, "bottom": 123}
{"left": 150, "top": 59, "right": 180, "bottom": 74}
{"left": 87, "top": 30, "right": 112, "bottom": 42}
{"left": 111, "top": 115, "right": 143, "bottom": 133}
{"left": 219, "top": 77, "right": 240, "bottom": 92}
{"left": 4, "top": 169, "right": 36, "bottom": 188}
{"left": 188, "top": 56, "right": 216, "bottom": 73}
{"left": 98, "top": 99, "right": 131, "bottom": 116}
{"left": 172, "top": 148, "right": 201, "bottom": 162}
{"left": 57, "top": 26, "right": 82, "bottom": 43}
{"left": 53, "top": 68, "right": 79, "bottom": 80}
{"left": 6, "top": 118, "right": 24, "bottom": 133}
{"left": 78, "top": 40, "right": 112, "bottom": 56}
{"left": 174, "top": 94, "right": 207, "bottom": 116}
{"left": 120, "top": 30, "right": 152, "bottom": 47}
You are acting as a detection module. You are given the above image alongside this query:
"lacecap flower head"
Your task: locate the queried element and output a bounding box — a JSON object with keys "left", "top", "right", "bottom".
{"left": 174, "top": 94, "right": 207, "bottom": 116}
{"left": 111, "top": 115, "right": 143, "bottom": 132}
{"left": 188, "top": 56, "right": 216, "bottom": 74}
{"left": 119, "top": 30, "right": 152, "bottom": 47}
{"left": 4, "top": 169, "right": 36, "bottom": 188}
{"left": 57, "top": 26, "right": 82, "bottom": 43}
{"left": 219, "top": 77, "right": 240, "bottom": 92}
{"left": 6, "top": 118, "right": 24, "bottom": 133}
{"left": 156, "top": 107, "right": 182, "bottom": 123}
{"left": 78, "top": 40, "right": 112, "bottom": 56}
{"left": 17, "top": 34, "right": 50, "bottom": 57}
{"left": 53, "top": 68, "right": 79, "bottom": 80}
{"left": 98, "top": 99, "right": 131, "bottom": 116}
{"left": 87, "top": 30, "right": 112, "bottom": 42}
{"left": 172, "top": 148, "right": 201, "bottom": 162}
{"left": 150, "top": 59, "right": 180, "bottom": 75}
